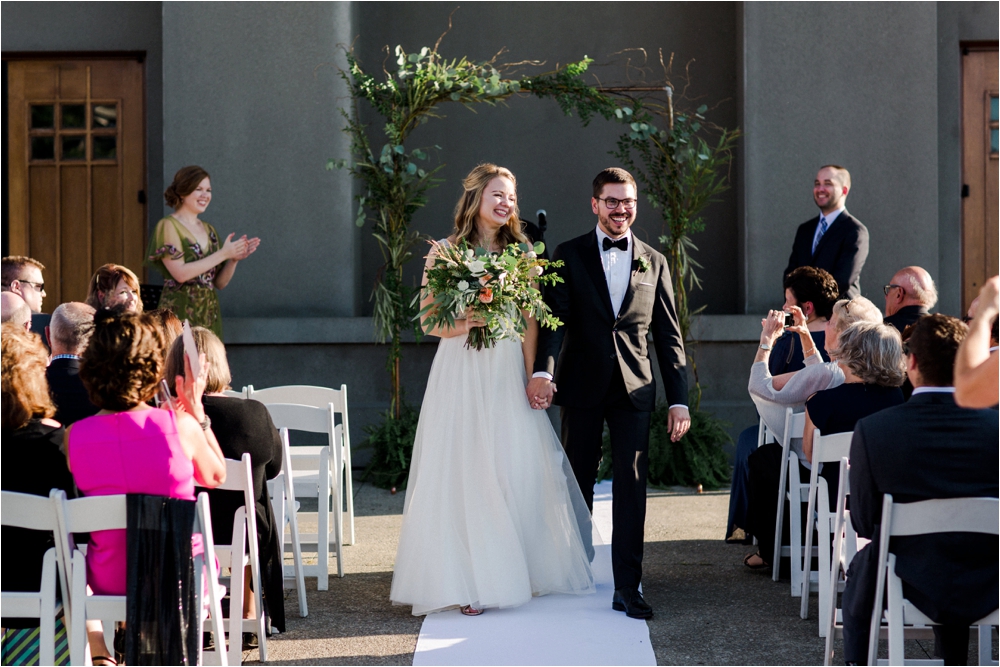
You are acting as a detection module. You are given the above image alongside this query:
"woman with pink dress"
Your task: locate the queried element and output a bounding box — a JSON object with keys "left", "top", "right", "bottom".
{"left": 68, "top": 310, "right": 226, "bottom": 666}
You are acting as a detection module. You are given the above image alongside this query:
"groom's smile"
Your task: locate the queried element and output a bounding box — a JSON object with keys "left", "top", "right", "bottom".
{"left": 593, "top": 182, "right": 637, "bottom": 239}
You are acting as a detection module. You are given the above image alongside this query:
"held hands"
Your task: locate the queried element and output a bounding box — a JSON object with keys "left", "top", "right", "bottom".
{"left": 667, "top": 405, "right": 691, "bottom": 442}
{"left": 174, "top": 351, "right": 210, "bottom": 422}
{"left": 222, "top": 233, "right": 261, "bottom": 261}
{"left": 526, "top": 377, "right": 556, "bottom": 410}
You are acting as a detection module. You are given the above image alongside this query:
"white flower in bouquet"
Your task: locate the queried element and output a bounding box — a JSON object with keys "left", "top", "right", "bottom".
{"left": 466, "top": 259, "right": 486, "bottom": 275}
{"left": 457, "top": 280, "right": 470, "bottom": 292}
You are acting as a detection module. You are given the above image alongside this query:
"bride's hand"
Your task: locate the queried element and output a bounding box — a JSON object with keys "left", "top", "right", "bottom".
{"left": 465, "top": 317, "right": 486, "bottom": 330}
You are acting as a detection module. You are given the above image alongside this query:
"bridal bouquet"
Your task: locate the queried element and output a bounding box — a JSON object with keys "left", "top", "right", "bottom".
{"left": 417, "top": 240, "right": 565, "bottom": 350}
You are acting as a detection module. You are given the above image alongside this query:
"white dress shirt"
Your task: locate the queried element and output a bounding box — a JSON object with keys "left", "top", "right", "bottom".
{"left": 811, "top": 207, "right": 844, "bottom": 254}
{"left": 595, "top": 224, "right": 632, "bottom": 316}
{"left": 910, "top": 386, "right": 956, "bottom": 396}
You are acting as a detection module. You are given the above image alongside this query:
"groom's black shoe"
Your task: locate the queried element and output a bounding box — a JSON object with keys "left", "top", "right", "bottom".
{"left": 612, "top": 587, "right": 653, "bottom": 619}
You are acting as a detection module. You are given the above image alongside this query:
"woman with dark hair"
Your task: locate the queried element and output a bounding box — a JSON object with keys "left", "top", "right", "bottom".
{"left": 85, "top": 264, "right": 143, "bottom": 314}
{"left": 68, "top": 310, "right": 226, "bottom": 663}
{"left": 164, "top": 326, "right": 285, "bottom": 637}
{"left": 390, "top": 164, "right": 595, "bottom": 617}
{"left": 147, "top": 165, "right": 260, "bottom": 336}
{"left": 1, "top": 324, "right": 76, "bottom": 665}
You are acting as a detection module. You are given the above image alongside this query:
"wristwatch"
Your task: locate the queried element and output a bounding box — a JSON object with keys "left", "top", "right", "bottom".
{"left": 759, "top": 343, "right": 772, "bottom": 351}
{"left": 198, "top": 414, "right": 212, "bottom": 431}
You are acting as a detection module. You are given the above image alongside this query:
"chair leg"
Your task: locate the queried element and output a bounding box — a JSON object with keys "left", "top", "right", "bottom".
{"left": 70, "top": 551, "right": 88, "bottom": 667}
{"left": 773, "top": 455, "right": 790, "bottom": 582}
{"left": 978, "top": 624, "right": 997, "bottom": 666}
{"left": 285, "top": 487, "right": 308, "bottom": 616}
{"left": 330, "top": 470, "right": 345, "bottom": 579}
{"left": 227, "top": 558, "right": 245, "bottom": 667}
{"left": 789, "top": 483, "right": 803, "bottom": 597}
{"left": 317, "top": 465, "right": 331, "bottom": 591}
{"left": 886, "top": 557, "right": 905, "bottom": 667}
{"left": 817, "top": 514, "right": 833, "bottom": 636}
{"left": 39, "top": 551, "right": 56, "bottom": 667}
{"left": 344, "top": 449, "right": 355, "bottom": 546}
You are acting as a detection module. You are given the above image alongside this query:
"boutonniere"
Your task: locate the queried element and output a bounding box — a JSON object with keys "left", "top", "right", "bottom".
{"left": 634, "top": 256, "right": 652, "bottom": 273}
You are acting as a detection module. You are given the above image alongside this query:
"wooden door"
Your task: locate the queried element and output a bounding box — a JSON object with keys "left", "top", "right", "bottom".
{"left": 961, "top": 46, "right": 999, "bottom": 314}
{"left": 6, "top": 58, "right": 145, "bottom": 312}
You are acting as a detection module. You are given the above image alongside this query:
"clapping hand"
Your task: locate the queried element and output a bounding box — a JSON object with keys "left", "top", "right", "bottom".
{"left": 222, "top": 233, "right": 261, "bottom": 261}
{"left": 174, "top": 351, "right": 210, "bottom": 421}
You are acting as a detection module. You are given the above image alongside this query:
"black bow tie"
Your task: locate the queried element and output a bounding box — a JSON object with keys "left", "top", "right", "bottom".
{"left": 602, "top": 237, "right": 628, "bottom": 252}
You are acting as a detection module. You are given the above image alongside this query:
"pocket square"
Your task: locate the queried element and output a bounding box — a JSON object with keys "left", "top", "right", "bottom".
{"left": 639, "top": 282, "right": 655, "bottom": 287}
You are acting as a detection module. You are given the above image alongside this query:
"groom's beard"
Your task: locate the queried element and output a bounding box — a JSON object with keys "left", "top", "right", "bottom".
{"left": 597, "top": 209, "right": 635, "bottom": 238}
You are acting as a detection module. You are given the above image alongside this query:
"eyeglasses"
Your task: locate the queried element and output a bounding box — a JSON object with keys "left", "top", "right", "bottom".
{"left": 843, "top": 298, "right": 855, "bottom": 315}
{"left": 883, "top": 284, "right": 904, "bottom": 296}
{"left": 596, "top": 197, "right": 637, "bottom": 210}
{"left": 16, "top": 279, "right": 45, "bottom": 293}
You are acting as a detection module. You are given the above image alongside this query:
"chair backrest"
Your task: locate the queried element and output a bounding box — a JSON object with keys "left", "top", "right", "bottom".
{"left": 205, "top": 454, "right": 255, "bottom": 510}
{"left": 1, "top": 490, "right": 60, "bottom": 532}
{"left": 885, "top": 494, "right": 1000, "bottom": 538}
{"left": 811, "top": 430, "right": 854, "bottom": 465}
{"left": 248, "top": 384, "right": 347, "bottom": 414}
{"left": 264, "top": 402, "right": 336, "bottom": 438}
{"left": 57, "top": 494, "right": 128, "bottom": 535}
{"left": 782, "top": 407, "right": 807, "bottom": 447}
{"left": 221, "top": 388, "right": 246, "bottom": 399}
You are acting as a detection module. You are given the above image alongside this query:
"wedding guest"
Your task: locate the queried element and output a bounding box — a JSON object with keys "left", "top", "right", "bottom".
{"left": 85, "top": 264, "right": 143, "bottom": 314}
{"left": 144, "top": 308, "right": 183, "bottom": 345}
{"left": 783, "top": 165, "right": 868, "bottom": 299}
{"left": 954, "top": 276, "right": 999, "bottom": 408}
{"left": 1, "top": 255, "right": 46, "bottom": 314}
{"left": 164, "top": 326, "right": 285, "bottom": 637}
{"left": 147, "top": 165, "right": 260, "bottom": 337}
{"left": 1, "top": 291, "right": 31, "bottom": 331}
{"left": 768, "top": 266, "right": 838, "bottom": 376}
{"left": 843, "top": 314, "right": 998, "bottom": 665}
{"left": 882, "top": 266, "right": 936, "bottom": 332}
{"left": 725, "top": 296, "right": 882, "bottom": 543}
{"left": 1, "top": 324, "right": 77, "bottom": 657}
{"left": 45, "top": 302, "right": 98, "bottom": 426}
{"left": 69, "top": 310, "right": 226, "bottom": 662}
{"left": 742, "top": 320, "right": 905, "bottom": 569}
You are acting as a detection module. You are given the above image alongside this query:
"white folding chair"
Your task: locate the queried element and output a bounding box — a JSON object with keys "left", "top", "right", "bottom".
{"left": 1, "top": 490, "right": 67, "bottom": 667}
{"left": 248, "top": 384, "right": 355, "bottom": 545}
{"left": 267, "top": 432, "right": 308, "bottom": 615}
{"left": 193, "top": 492, "right": 229, "bottom": 666}
{"left": 772, "top": 407, "right": 810, "bottom": 595}
{"left": 263, "top": 402, "right": 344, "bottom": 589}
{"left": 824, "top": 458, "right": 869, "bottom": 663}
{"left": 221, "top": 387, "right": 247, "bottom": 399}
{"left": 198, "top": 454, "right": 267, "bottom": 664}
{"left": 868, "top": 495, "right": 1000, "bottom": 666}
{"left": 800, "top": 430, "right": 855, "bottom": 625}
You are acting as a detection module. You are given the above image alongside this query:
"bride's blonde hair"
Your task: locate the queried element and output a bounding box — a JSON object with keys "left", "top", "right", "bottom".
{"left": 453, "top": 164, "right": 527, "bottom": 248}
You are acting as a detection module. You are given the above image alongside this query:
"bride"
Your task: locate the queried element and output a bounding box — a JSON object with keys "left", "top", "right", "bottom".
{"left": 390, "top": 164, "right": 596, "bottom": 616}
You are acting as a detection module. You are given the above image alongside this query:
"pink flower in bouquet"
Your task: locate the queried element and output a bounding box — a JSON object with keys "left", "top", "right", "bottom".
{"left": 478, "top": 287, "right": 494, "bottom": 304}
{"left": 479, "top": 273, "right": 493, "bottom": 286}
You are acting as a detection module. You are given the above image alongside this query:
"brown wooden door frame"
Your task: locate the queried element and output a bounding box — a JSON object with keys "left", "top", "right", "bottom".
{"left": 4, "top": 53, "right": 147, "bottom": 309}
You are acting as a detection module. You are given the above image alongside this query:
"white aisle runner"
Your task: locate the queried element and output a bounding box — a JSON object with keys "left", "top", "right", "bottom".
{"left": 412, "top": 480, "right": 656, "bottom": 666}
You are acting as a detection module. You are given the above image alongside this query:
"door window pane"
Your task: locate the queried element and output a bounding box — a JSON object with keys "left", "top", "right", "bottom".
{"left": 93, "top": 135, "right": 116, "bottom": 160}
{"left": 31, "top": 105, "right": 55, "bottom": 129}
{"left": 30, "top": 136, "right": 55, "bottom": 160}
{"left": 61, "top": 136, "right": 86, "bottom": 160}
{"left": 991, "top": 96, "right": 998, "bottom": 122}
{"left": 992, "top": 129, "right": 998, "bottom": 155}
{"left": 92, "top": 104, "right": 117, "bottom": 128}
{"left": 61, "top": 104, "right": 86, "bottom": 129}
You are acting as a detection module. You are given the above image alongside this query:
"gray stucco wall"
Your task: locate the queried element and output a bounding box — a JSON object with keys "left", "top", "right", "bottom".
{"left": 935, "top": 2, "right": 1000, "bottom": 315}
{"left": 161, "top": 2, "right": 355, "bottom": 318}
{"left": 741, "top": 3, "right": 941, "bottom": 314}
{"left": 352, "top": 2, "right": 740, "bottom": 316}
{"left": 1, "top": 1, "right": 164, "bottom": 247}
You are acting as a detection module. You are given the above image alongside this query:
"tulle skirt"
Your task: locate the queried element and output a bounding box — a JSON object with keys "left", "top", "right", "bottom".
{"left": 390, "top": 336, "right": 596, "bottom": 615}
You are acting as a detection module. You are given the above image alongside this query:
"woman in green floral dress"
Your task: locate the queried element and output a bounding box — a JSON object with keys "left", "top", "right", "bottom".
{"left": 147, "top": 165, "right": 260, "bottom": 337}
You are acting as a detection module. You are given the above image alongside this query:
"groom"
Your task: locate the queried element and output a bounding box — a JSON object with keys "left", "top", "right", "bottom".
{"left": 527, "top": 167, "right": 691, "bottom": 619}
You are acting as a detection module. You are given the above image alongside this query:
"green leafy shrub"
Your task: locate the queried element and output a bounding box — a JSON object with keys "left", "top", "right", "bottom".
{"left": 359, "top": 403, "right": 421, "bottom": 490}
{"left": 597, "top": 402, "right": 732, "bottom": 490}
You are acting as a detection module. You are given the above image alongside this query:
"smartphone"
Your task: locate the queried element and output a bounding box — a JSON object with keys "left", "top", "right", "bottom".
{"left": 182, "top": 320, "right": 201, "bottom": 379}
{"left": 157, "top": 379, "right": 177, "bottom": 412}
{"left": 784, "top": 312, "right": 795, "bottom": 328}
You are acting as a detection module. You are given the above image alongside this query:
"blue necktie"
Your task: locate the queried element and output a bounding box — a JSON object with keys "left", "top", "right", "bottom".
{"left": 813, "top": 217, "right": 828, "bottom": 254}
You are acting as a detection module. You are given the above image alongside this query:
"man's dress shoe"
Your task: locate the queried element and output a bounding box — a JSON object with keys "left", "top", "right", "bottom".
{"left": 612, "top": 587, "right": 653, "bottom": 619}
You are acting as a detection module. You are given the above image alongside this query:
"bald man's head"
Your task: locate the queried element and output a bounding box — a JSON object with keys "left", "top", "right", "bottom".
{"left": 49, "top": 302, "right": 96, "bottom": 355}
{"left": 0, "top": 292, "right": 31, "bottom": 331}
{"left": 885, "top": 266, "right": 937, "bottom": 316}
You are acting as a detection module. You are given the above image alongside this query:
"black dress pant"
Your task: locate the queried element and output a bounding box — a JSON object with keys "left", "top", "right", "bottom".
{"left": 560, "top": 364, "right": 650, "bottom": 590}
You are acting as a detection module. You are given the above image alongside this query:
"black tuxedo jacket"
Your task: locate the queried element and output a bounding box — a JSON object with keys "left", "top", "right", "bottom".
{"left": 850, "top": 392, "right": 999, "bottom": 624}
{"left": 534, "top": 230, "right": 687, "bottom": 411}
{"left": 883, "top": 305, "right": 929, "bottom": 333}
{"left": 784, "top": 210, "right": 869, "bottom": 298}
{"left": 46, "top": 357, "right": 98, "bottom": 426}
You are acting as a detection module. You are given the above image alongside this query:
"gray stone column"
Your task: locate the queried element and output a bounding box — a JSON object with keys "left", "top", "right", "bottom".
{"left": 162, "top": 1, "right": 356, "bottom": 317}
{"left": 740, "top": 3, "right": 939, "bottom": 314}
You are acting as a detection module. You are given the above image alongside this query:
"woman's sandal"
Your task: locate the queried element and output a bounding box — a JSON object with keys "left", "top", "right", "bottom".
{"left": 460, "top": 605, "right": 484, "bottom": 616}
{"left": 92, "top": 657, "right": 118, "bottom": 666}
{"left": 743, "top": 552, "right": 770, "bottom": 570}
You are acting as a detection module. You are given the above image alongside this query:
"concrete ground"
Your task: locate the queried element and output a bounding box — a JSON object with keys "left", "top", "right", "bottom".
{"left": 245, "top": 479, "right": 994, "bottom": 665}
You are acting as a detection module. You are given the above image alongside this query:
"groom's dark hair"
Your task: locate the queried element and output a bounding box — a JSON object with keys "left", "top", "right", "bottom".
{"left": 593, "top": 168, "right": 636, "bottom": 198}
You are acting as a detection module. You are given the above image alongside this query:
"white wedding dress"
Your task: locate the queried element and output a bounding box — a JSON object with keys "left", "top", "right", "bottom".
{"left": 390, "top": 334, "right": 597, "bottom": 615}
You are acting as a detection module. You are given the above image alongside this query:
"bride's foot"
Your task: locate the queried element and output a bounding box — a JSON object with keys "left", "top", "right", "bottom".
{"left": 460, "top": 605, "right": 484, "bottom": 616}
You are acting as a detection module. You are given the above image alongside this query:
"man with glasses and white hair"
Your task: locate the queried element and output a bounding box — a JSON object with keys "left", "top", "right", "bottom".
{"left": 883, "top": 265, "right": 937, "bottom": 332}
{"left": 1, "top": 255, "right": 47, "bottom": 314}
{"left": 783, "top": 165, "right": 869, "bottom": 299}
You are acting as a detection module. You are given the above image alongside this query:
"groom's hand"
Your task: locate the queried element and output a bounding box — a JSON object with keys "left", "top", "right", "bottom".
{"left": 526, "top": 377, "right": 555, "bottom": 410}
{"left": 667, "top": 406, "right": 691, "bottom": 442}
